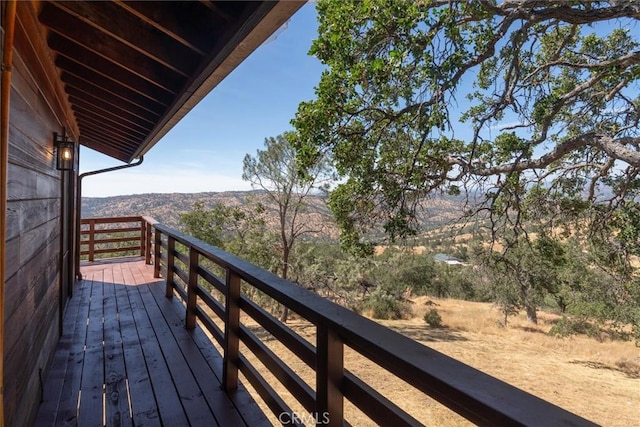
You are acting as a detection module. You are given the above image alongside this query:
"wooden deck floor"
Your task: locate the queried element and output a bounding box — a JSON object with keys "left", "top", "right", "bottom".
{"left": 35, "top": 258, "right": 267, "bottom": 427}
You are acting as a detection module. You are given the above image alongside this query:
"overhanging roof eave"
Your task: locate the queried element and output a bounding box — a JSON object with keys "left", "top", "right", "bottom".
{"left": 129, "top": 0, "right": 306, "bottom": 162}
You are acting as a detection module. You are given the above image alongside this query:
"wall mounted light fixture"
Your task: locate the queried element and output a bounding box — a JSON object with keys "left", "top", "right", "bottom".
{"left": 54, "top": 131, "right": 75, "bottom": 171}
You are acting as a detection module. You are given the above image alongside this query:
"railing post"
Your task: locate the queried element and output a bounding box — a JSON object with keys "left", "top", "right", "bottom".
{"left": 145, "top": 220, "right": 152, "bottom": 265}
{"left": 223, "top": 269, "right": 241, "bottom": 391}
{"left": 139, "top": 218, "right": 145, "bottom": 257}
{"left": 316, "top": 323, "right": 343, "bottom": 427}
{"left": 166, "top": 236, "right": 175, "bottom": 298}
{"left": 153, "top": 227, "right": 161, "bottom": 278}
{"left": 88, "top": 219, "right": 96, "bottom": 262}
{"left": 186, "top": 247, "right": 198, "bottom": 330}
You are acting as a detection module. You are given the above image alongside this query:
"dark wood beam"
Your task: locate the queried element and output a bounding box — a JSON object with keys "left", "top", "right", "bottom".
{"left": 112, "top": 1, "right": 228, "bottom": 54}
{"left": 49, "top": 1, "right": 202, "bottom": 76}
{"left": 60, "top": 71, "right": 166, "bottom": 117}
{"left": 40, "top": 5, "right": 187, "bottom": 89}
{"left": 135, "top": 1, "right": 278, "bottom": 158}
{"left": 72, "top": 105, "right": 149, "bottom": 141}
{"left": 76, "top": 111, "right": 146, "bottom": 146}
{"left": 66, "top": 87, "right": 158, "bottom": 126}
{"left": 69, "top": 95, "right": 155, "bottom": 132}
{"left": 79, "top": 137, "right": 133, "bottom": 162}
{"left": 82, "top": 128, "right": 139, "bottom": 155}
{"left": 54, "top": 51, "right": 174, "bottom": 106}
{"left": 79, "top": 127, "right": 139, "bottom": 154}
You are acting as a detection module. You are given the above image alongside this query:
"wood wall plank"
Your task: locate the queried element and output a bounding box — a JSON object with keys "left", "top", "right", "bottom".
{"left": 7, "top": 314, "right": 60, "bottom": 427}
{"left": 4, "top": 274, "right": 60, "bottom": 427}
{"left": 4, "top": 4, "right": 73, "bottom": 427}
{"left": 4, "top": 237, "right": 59, "bottom": 322}
{"left": 8, "top": 163, "right": 60, "bottom": 201}
{"left": 6, "top": 198, "right": 60, "bottom": 241}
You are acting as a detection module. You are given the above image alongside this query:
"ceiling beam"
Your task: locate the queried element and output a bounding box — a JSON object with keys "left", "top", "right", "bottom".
{"left": 40, "top": 6, "right": 187, "bottom": 90}
{"left": 72, "top": 105, "right": 149, "bottom": 140}
{"left": 69, "top": 95, "right": 155, "bottom": 132}
{"left": 65, "top": 86, "right": 159, "bottom": 125}
{"left": 48, "top": 1, "right": 203, "bottom": 76}
{"left": 76, "top": 111, "right": 145, "bottom": 146}
{"left": 80, "top": 139, "right": 133, "bottom": 162}
{"left": 112, "top": 0, "right": 228, "bottom": 54}
{"left": 79, "top": 126, "right": 140, "bottom": 151}
{"left": 60, "top": 71, "right": 167, "bottom": 116}
{"left": 54, "top": 51, "right": 175, "bottom": 107}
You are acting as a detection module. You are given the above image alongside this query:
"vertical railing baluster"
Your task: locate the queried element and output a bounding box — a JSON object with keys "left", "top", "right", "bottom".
{"left": 153, "top": 227, "right": 161, "bottom": 278}
{"left": 166, "top": 236, "right": 175, "bottom": 298}
{"left": 145, "top": 220, "right": 152, "bottom": 265}
{"left": 223, "top": 269, "right": 241, "bottom": 391}
{"left": 88, "top": 219, "right": 95, "bottom": 262}
{"left": 186, "top": 247, "right": 198, "bottom": 330}
{"left": 139, "top": 218, "right": 145, "bottom": 257}
{"left": 316, "top": 323, "right": 344, "bottom": 426}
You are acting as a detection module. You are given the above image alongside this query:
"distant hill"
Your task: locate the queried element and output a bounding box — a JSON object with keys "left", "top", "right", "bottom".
{"left": 82, "top": 191, "right": 465, "bottom": 240}
{"left": 82, "top": 191, "right": 339, "bottom": 237}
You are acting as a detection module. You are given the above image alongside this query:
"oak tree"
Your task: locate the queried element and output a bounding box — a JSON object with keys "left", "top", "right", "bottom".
{"left": 243, "top": 131, "right": 334, "bottom": 321}
{"left": 293, "top": 0, "right": 640, "bottom": 256}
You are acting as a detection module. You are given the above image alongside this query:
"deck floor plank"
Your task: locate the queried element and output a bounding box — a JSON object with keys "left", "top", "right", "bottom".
{"left": 138, "top": 285, "right": 219, "bottom": 426}
{"left": 103, "top": 274, "right": 132, "bottom": 427}
{"left": 36, "top": 258, "right": 264, "bottom": 427}
{"left": 78, "top": 270, "right": 106, "bottom": 427}
{"left": 35, "top": 277, "right": 89, "bottom": 427}
{"left": 115, "top": 280, "right": 161, "bottom": 427}
{"left": 147, "top": 279, "right": 251, "bottom": 426}
{"left": 53, "top": 277, "right": 93, "bottom": 427}
{"left": 126, "top": 283, "right": 190, "bottom": 426}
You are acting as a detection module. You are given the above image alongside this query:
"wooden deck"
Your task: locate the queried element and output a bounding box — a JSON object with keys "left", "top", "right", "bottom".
{"left": 35, "top": 258, "right": 267, "bottom": 427}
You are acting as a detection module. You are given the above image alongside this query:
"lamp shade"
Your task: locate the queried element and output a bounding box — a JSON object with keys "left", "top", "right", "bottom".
{"left": 55, "top": 133, "right": 75, "bottom": 170}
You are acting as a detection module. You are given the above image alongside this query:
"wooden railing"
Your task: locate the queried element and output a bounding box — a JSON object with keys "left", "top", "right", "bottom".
{"left": 80, "top": 216, "right": 156, "bottom": 262}
{"left": 149, "top": 221, "right": 596, "bottom": 427}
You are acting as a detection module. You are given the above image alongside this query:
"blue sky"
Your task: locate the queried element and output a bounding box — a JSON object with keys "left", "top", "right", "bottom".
{"left": 80, "top": 2, "right": 323, "bottom": 197}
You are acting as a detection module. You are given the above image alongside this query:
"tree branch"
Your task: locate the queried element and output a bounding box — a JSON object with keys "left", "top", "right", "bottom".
{"left": 454, "top": 134, "right": 640, "bottom": 175}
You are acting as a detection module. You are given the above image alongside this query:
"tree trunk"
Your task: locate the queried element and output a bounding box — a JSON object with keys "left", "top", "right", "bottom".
{"left": 279, "top": 246, "right": 291, "bottom": 323}
{"left": 280, "top": 306, "right": 289, "bottom": 323}
{"left": 525, "top": 304, "right": 538, "bottom": 324}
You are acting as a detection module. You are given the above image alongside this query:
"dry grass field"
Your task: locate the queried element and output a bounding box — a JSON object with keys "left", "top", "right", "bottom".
{"left": 238, "top": 298, "right": 639, "bottom": 426}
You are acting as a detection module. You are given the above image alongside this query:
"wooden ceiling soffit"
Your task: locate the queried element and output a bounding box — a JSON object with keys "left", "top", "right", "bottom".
{"left": 79, "top": 126, "right": 138, "bottom": 150}
{"left": 54, "top": 52, "right": 174, "bottom": 106}
{"left": 47, "top": 1, "right": 203, "bottom": 76}
{"left": 59, "top": 71, "right": 166, "bottom": 116}
{"left": 80, "top": 136, "right": 134, "bottom": 163}
{"left": 76, "top": 122, "right": 142, "bottom": 151}
{"left": 83, "top": 131, "right": 138, "bottom": 156}
{"left": 71, "top": 106, "right": 149, "bottom": 140}
{"left": 134, "top": 0, "right": 307, "bottom": 160}
{"left": 68, "top": 95, "right": 155, "bottom": 132}
{"left": 40, "top": 6, "right": 187, "bottom": 91}
{"left": 113, "top": 1, "right": 228, "bottom": 54}
{"left": 37, "top": 0, "right": 305, "bottom": 163}
{"left": 65, "top": 87, "right": 158, "bottom": 125}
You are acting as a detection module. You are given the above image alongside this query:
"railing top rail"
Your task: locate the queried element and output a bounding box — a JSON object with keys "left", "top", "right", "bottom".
{"left": 141, "top": 215, "right": 158, "bottom": 225}
{"left": 81, "top": 216, "right": 144, "bottom": 224}
{"left": 152, "top": 222, "right": 595, "bottom": 426}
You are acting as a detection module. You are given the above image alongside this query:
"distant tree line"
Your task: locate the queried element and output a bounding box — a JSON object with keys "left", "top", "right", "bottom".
{"left": 179, "top": 133, "right": 639, "bottom": 342}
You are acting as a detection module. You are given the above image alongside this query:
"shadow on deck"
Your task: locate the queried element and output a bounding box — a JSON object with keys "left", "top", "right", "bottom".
{"left": 35, "top": 258, "right": 266, "bottom": 427}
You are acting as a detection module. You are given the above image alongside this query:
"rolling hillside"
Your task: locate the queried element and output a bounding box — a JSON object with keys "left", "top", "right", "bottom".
{"left": 82, "top": 191, "right": 465, "bottom": 240}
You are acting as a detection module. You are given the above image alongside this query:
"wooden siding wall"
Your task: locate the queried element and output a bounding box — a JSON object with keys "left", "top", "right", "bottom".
{"left": 4, "top": 4, "right": 78, "bottom": 427}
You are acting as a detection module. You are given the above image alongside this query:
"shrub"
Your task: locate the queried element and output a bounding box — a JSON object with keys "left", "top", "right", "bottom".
{"left": 424, "top": 308, "right": 443, "bottom": 327}
{"left": 549, "top": 316, "right": 601, "bottom": 339}
{"left": 365, "top": 289, "right": 410, "bottom": 320}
